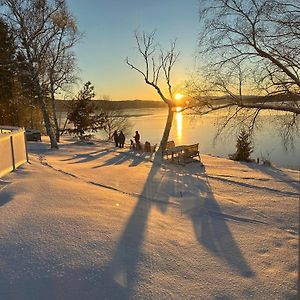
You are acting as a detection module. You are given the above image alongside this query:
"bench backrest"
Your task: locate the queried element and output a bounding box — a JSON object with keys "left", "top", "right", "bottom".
{"left": 183, "top": 143, "right": 199, "bottom": 156}
{"left": 166, "top": 140, "right": 175, "bottom": 149}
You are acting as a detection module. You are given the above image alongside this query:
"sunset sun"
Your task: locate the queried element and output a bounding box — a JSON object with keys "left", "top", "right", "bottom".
{"left": 174, "top": 93, "right": 184, "bottom": 100}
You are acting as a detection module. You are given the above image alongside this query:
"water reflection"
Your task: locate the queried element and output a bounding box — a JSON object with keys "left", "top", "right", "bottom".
{"left": 93, "top": 108, "right": 299, "bottom": 169}
{"left": 176, "top": 108, "right": 183, "bottom": 142}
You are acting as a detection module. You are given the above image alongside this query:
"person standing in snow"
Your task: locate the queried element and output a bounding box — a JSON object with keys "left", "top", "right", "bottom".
{"left": 113, "top": 130, "right": 119, "bottom": 147}
{"left": 133, "top": 130, "right": 141, "bottom": 150}
{"left": 118, "top": 131, "right": 125, "bottom": 148}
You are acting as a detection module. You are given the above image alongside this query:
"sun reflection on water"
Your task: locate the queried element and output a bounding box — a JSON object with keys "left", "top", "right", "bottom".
{"left": 176, "top": 107, "right": 183, "bottom": 141}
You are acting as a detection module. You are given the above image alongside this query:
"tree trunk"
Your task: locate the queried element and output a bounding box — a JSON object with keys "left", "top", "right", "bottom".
{"left": 49, "top": 85, "right": 60, "bottom": 142}
{"left": 157, "top": 105, "right": 174, "bottom": 158}
{"left": 34, "top": 79, "right": 58, "bottom": 149}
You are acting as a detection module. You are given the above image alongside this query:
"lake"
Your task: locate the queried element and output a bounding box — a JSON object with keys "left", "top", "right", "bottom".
{"left": 61, "top": 108, "right": 300, "bottom": 169}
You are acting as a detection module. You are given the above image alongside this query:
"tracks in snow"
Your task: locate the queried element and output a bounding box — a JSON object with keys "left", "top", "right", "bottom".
{"left": 37, "top": 154, "right": 270, "bottom": 227}
{"left": 38, "top": 154, "right": 180, "bottom": 209}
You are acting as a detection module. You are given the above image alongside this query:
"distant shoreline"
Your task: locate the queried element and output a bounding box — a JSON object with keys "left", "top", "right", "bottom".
{"left": 56, "top": 93, "right": 300, "bottom": 112}
{"left": 55, "top": 99, "right": 166, "bottom": 112}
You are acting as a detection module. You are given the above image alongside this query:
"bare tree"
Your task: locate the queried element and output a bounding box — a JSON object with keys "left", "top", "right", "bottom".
{"left": 45, "top": 3, "right": 80, "bottom": 142}
{"left": 126, "top": 31, "right": 180, "bottom": 157}
{"left": 1, "top": 0, "right": 79, "bottom": 148}
{"left": 189, "top": 0, "right": 300, "bottom": 140}
{"left": 98, "top": 97, "right": 132, "bottom": 141}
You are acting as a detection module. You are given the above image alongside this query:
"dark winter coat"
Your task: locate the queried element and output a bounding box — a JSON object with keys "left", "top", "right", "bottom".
{"left": 113, "top": 131, "right": 119, "bottom": 142}
{"left": 133, "top": 132, "right": 140, "bottom": 143}
{"left": 118, "top": 132, "right": 125, "bottom": 143}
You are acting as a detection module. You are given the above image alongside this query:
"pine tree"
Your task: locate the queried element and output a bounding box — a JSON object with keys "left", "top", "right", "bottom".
{"left": 234, "top": 128, "right": 253, "bottom": 161}
{"left": 0, "top": 18, "right": 15, "bottom": 124}
{"left": 0, "top": 19, "right": 42, "bottom": 128}
{"left": 67, "top": 82, "right": 107, "bottom": 140}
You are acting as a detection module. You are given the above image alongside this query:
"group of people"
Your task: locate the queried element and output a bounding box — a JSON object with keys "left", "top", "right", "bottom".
{"left": 113, "top": 130, "right": 141, "bottom": 149}
{"left": 113, "top": 130, "right": 125, "bottom": 148}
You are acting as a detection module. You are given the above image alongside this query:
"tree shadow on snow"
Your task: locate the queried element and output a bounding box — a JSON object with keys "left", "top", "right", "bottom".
{"left": 60, "top": 148, "right": 115, "bottom": 164}
{"left": 93, "top": 150, "right": 150, "bottom": 169}
{"left": 243, "top": 162, "right": 300, "bottom": 194}
{"left": 106, "top": 156, "right": 254, "bottom": 298}
{"left": 106, "top": 154, "right": 169, "bottom": 298}
{"left": 180, "top": 165, "right": 255, "bottom": 278}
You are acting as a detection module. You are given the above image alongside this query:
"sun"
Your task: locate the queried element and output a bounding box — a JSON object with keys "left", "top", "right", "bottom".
{"left": 174, "top": 93, "right": 184, "bottom": 100}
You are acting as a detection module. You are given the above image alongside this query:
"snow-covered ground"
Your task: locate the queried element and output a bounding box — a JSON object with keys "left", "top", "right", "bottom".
{"left": 0, "top": 138, "right": 299, "bottom": 299}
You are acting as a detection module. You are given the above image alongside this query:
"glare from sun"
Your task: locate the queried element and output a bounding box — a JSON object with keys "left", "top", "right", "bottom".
{"left": 174, "top": 93, "right": 184, "bottom": 100}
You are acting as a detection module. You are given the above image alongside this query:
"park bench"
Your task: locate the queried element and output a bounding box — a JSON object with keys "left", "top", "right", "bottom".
{"left": 177, "top": 143, "right": 201, "bottom": 164}
{"left": 163, "top": 140, "right": 176, "bottom": 159}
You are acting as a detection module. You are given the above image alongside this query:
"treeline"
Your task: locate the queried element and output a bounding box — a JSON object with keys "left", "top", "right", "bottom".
{"left": 0, "top": 18, "right": 43, "bottom": 129}
{"left": 199, "top": 94, "right": 300, "bottom": 106}
{"left": 55, "top": 99, "right": 166, "bottom": 112}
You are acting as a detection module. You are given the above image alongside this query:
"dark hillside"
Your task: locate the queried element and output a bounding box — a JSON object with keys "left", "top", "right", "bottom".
{"left": 55, "top": 99, "right": 165, "bottom": 112}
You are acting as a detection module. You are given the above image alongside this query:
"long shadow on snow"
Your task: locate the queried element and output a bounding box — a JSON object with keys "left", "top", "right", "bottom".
{"left": 207, "top": 173, "right": 298, "bottom": 197}
{"left": 106, "top": 154, "right": 169, "bottom": 299}
{"left": 0, "top": 268, "right": 126, "bottom": 300}
{"left": 0, "top": 166, "right": 30, "bottom": 206}
{"left": 60, "top": 148, "right": 115, "bottom": 164}
{"left": 106, "top": 156, "right": 254, "bottom": 298}
{"left": 93, "top": 150, "right": 145, "bottom": 168}
{"left": 243, "top": 162, "right": 300, "bottom": 194}
{"left": 180, "top": 165, "right": 254, "bottom": 278}
{"left": 0, "top": 189, "right": 13, "bottom": 207}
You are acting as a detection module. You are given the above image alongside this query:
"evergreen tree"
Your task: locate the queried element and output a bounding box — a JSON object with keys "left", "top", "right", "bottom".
{"left": 0, "top": 18, "right": 42, "bottom": 128}
{"left": 67, "top": 82, "right": 107, "bottom": 139}
{"left": 0, "top": 18, "right": 15, "bottom": 124}
{"left": 234, "top": 129, "right": 253, "bottom": 161}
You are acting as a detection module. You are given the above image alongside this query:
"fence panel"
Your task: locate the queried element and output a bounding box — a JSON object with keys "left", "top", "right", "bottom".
{"left": 0, "top": 127, "right": 27, "bottom": 178}
{"left": 12, "top": 131, "right": 27, "bottom": 169}
{"left": 0, "top": 135, "right": 14, "bottom": 177}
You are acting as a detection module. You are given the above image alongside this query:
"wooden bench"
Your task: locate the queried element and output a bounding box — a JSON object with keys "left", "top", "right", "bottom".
{"left": 163, "top": 140, "right": 176, "bottom": 159}
{"left": 178, "top": 143, "right": 201, "bottom": 164}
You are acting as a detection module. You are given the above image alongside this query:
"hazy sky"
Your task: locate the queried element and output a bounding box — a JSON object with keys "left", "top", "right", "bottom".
{"left": 67, "top": 0, "right": 201, "bottom": 100}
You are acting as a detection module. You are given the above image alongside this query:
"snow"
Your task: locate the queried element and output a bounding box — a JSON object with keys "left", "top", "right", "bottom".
{"left": 0, "top": 137, "right": 298, "bottom": 299}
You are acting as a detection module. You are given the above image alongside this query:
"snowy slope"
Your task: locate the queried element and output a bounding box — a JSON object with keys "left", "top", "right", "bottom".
{"left": 0, "top": 139, "right": 298, "bottom": 299}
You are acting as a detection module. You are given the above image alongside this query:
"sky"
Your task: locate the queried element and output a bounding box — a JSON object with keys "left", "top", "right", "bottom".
{"left": 66, "top": 0, "right": 201, "bottom": 100}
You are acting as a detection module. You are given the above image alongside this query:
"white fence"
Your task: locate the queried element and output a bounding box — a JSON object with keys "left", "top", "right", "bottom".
{"left": 0, "top": 126, "right": 28, "bottom": 178}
